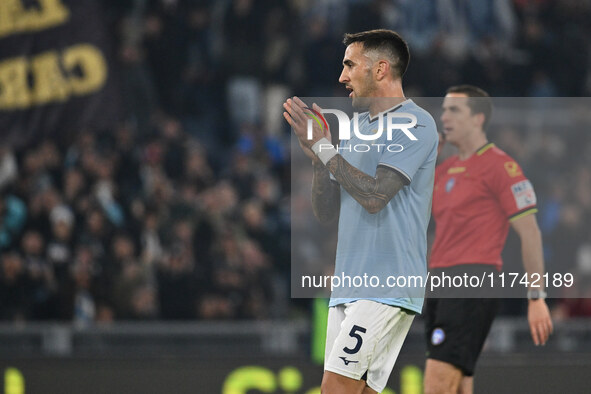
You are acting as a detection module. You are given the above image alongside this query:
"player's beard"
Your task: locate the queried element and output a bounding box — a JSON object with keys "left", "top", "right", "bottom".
{"left": 351, "top": 70, "right": 377, "bottom": 110}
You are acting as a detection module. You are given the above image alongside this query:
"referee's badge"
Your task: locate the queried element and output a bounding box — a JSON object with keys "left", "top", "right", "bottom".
{"left": 445, "top": 178, "right": 455, "bottom": 193}
{"left": 431, "top": 328, "right": 445, "bottom": 345}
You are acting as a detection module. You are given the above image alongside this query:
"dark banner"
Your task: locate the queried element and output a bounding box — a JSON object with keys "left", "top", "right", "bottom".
{"left": 1, "top": 354, "right": 590, "bottom": 394}
{"left": 0, "top": 0, "right": 120, "bottom": 148}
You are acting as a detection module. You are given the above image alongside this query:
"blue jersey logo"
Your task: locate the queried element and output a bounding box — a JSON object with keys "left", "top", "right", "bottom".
{"left": 431, "top": 328, "right": 445, "bottom": 345}
{"left": 445, "top": 178, "right": 455, "bottom": 193}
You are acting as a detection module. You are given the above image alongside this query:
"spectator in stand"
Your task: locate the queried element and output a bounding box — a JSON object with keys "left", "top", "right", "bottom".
{"left": 0, "top": 192, "right": 27, "bottom": 251}
{"left": 0, "top": 147, "right": 18, "bottom": 192}
{"left": 21, "top": 230, "right": 56, "bottom": 320}
{"left": 46, "top": 205, "right": 76, "bottom": 286}
{"left": 110, "top": 232, "right": 146, "bottom": 319}
{"left": 157, "top": 242, "right": 198, "bottom": 320}
{"left": 0, "top": 252, "right": 28, "bottom": 321}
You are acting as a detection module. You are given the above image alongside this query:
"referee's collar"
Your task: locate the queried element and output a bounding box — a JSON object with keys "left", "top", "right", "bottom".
{"left": 369, "top": 98, "right": 413, "bottom": 123}
{"left": 476, "top": 142, "right": 495, "bottom": 156}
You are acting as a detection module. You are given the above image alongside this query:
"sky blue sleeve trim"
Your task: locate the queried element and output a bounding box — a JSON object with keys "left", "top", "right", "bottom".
{"left": 377, "top": 162, "right": 411, "bottom": 185}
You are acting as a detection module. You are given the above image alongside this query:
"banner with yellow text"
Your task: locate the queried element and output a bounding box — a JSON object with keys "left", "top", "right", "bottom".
{"left": 0, "top": 0, "right": 120, "bottom": 147}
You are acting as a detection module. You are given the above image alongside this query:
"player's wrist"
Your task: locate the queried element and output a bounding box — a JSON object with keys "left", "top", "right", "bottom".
{"left": 311, "top": 138, "right": 338, "bottom": 165}
{"left": 527, "top": 289, "right": 547, "bottom": 301}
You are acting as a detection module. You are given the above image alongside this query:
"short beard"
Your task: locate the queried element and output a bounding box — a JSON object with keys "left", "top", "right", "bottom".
{"left": 351, "top": 68, "right": 376, "bottom": 110}
{"left": 352, "top": 96, "right": 371, "bottom": 110}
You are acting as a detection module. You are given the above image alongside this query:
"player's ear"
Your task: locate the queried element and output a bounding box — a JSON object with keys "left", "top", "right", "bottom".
{"left": 375, "top": 60, "right": 389, "bottom": 81}
{"left": 473, "top": 112, "right": 486, "bottom": 129}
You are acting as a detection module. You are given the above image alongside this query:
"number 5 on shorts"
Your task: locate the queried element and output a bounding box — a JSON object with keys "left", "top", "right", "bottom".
{"left": 343, "top": 325, "right": 367, "bottom": 354}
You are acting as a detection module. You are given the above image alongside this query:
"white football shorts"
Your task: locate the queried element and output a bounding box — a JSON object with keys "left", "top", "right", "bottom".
{"left": 324, "top": 300, "right": 415, "bottom": 393}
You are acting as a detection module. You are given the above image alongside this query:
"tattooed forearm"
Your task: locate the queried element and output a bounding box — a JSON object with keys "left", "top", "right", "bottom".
{"left": 325, "top": 155, "right": 405, "bottom": 214}
{"left": 312, "top": 161, "right": 340, "bottom": 223}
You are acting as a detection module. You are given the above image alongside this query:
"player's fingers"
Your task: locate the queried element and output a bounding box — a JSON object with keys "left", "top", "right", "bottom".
{"left": 289, "top": 97, "right": 305, "bottom": 114}
{"left": 534, "top": 318, "right": 552, "bottom": 345}
{"left": 284, "top": 99, "right": 306, "bottom": 124}
{"left": 538, "top": 323, "right": 549, "bottom": 345}
{"left": 283, "top": 100, "right": 295, "bottom": 116}
{"left": 284, "top": 102, "right": 305, "bottom": 127}
{"left": 530, "top": 323, "right": 540, "bottom": 346}
{"left": 283, "top": 112, "right": 295, "bottom": 128}
{"left": 312, "top": 102, "right": 331, "bottom": 138}
{"left": 542, "top": 318, "right": 554, "bottom": 343}
{"left": 293, "top": 96, "right": 308, "bottom": 109}
{"left": 294, "top": 98, "right": 316, "bottom": 125}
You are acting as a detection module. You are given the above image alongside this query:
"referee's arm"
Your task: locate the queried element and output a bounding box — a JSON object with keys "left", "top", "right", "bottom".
{"left": 511, "top": 213, "right": 554, "bottom": 346}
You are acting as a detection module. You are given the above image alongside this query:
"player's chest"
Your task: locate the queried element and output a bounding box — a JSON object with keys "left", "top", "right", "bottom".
{"left": 433, "top": 165, "right": 490, "bottom": 213}
{"left": 339, "top": 137, "right": 381, "bottom": 173}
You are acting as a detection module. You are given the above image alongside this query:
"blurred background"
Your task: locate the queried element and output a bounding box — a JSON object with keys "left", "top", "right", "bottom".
{"left": 1, "top": 0, "right": 591, "bottom": 393}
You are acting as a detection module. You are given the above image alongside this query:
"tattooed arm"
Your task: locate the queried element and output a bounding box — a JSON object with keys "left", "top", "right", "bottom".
{"left": 312, "top": 161, "right": 341, "bottom": 223}
{"left": 282, "top": 96, "right": 402, "bottom": 218}
{"left": 282, "top": 97, "right": 340, "bottom": 223}
{"left": 325, "top": 155, "right": 405, "bottom": 214}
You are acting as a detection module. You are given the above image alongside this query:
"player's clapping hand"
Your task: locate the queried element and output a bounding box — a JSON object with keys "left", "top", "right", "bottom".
{"left": 528, "top": 299, "right": 553, "bottom": 346}
{"left": 283, "top": 97, "right": 330, "bottom": 149}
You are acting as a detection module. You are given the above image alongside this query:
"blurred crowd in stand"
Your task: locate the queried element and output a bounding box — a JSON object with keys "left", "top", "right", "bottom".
{"left": 0, "top": 126, "right": 290, "bottom": 323}
{"left": 1, "top": 0, "right": 591, "bottom": 323}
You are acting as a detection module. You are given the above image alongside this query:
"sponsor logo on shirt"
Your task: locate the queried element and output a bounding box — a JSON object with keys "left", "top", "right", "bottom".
{"left": 504, "top": 161, "right": 522, "bottom": 177}
{"left": 511, "top": 180, "right": 536, "bottom": 209}
{"left": 445, "top": 178, "right": 455, "bottom": 193}
{"left": 447, "top": 167, "right": 465, "bottom": 174}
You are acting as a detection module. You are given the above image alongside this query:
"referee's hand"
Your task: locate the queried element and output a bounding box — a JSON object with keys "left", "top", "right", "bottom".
{"left": 527, "top": 299, "right": 553, "bottom": 346}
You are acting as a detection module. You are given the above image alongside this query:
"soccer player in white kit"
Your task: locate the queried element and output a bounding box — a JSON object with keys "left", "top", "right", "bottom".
{"left": 284, "top": 29, "right": 438, "bottom": 393}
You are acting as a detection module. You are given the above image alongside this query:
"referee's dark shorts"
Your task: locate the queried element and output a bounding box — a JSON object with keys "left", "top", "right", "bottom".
{"left": 424, "top": 264, "right": 499, "bottom": 376}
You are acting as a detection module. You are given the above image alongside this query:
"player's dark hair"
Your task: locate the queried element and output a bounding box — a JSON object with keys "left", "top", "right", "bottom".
{"left": 447, "top": 85, "right": 493, "bottom": 131}
{"left": 343, "top": 29, "right": 410, "bottom": 79}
